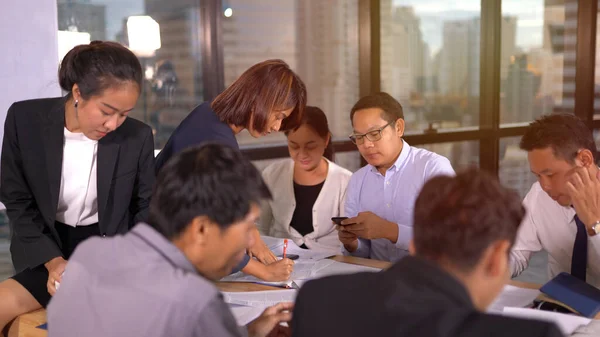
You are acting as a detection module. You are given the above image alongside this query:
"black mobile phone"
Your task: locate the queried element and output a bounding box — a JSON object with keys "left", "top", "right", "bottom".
{"left": 331, "top": 217, "right": 349, "bottom": 225}
{"left": 278, "top": 254, "right": 299, "bottom": 260}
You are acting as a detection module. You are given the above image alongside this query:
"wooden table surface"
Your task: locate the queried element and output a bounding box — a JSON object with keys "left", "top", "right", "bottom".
{"left": 4, "top": 255, "right": 555, "bottom": 337}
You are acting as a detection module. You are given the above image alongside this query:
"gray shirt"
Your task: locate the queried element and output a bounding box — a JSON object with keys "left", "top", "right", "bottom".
{"left": 48, "top": 223, "right": 247, "bottom": 337}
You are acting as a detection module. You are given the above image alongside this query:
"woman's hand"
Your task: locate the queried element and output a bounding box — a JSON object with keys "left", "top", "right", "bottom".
{"left": 45, "top": 256, "right": 67, "bottom": 296}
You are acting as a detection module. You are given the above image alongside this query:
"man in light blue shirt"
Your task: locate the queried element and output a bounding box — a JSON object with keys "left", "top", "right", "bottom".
{"left": 338, "top": 92, "right": 455, "bottom": 262}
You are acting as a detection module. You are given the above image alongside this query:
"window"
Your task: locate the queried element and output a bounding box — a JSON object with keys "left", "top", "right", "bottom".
{"left": 381, "top": 1, "right": 481, "bottom": 133}
{"left": 501, "top": 0, "right": 578, "bottom": 125}
{"left": 499, "top": 137, "right": 536, "bottom": 199}
{"left": 419, "top": 141, "right": 479, "bottom": 171}
{"left": 57, "top": 0, "right": 205, "bottom": 149}
{"left": 222, "top": 0, "right": 360, "bottom": 158}
{"left": 593, "top": 0, "right": 600, "bottom": 118}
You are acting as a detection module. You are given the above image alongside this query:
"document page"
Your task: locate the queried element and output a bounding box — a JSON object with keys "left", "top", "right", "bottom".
{"left": 222, "top": 289, "right": 297, "bottom": 307}
{"left": 502, "top": 307, "right": 591, "bottom": 335}
{"left": 229, "top": 304, "right": 266, "bottom": 326}
{"left": 487, "top": 284, "right": 540, "bottom": 313}
{"left": 220, "top": 259, "right": 380, "bottom": 287}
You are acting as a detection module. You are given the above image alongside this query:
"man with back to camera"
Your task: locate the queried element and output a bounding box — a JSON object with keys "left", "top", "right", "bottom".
{"left": 293, "top": 168, "right": 562, "bottom": 337}
{"left": 338, "top": 92, "right": 455, "bottom": 262}
{"left": 512, "top": 114, "right": 600, "bottom": 288}
{"left": 48, "top": 143, "right": 293, "bottom": 337}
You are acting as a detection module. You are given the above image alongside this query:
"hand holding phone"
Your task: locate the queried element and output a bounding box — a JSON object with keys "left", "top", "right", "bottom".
{"left": 331, "top": 217, "right": 349, "bottom": 226}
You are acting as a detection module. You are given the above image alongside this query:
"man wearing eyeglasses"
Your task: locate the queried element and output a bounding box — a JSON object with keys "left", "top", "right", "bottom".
{"left": 337, "top": 92, "right": 455, "bottom": 262}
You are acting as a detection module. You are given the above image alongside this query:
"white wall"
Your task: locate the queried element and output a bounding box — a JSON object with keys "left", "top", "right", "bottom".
{"left": 0, "top": 0, "right": 61, "bottom": 209}
{"left": 0, "top": 0, "right": 61, "bottom": 128}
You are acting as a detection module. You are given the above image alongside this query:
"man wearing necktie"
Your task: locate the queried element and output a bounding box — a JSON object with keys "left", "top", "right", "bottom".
{"left": 510, "top": 114, "right": 600, "bottom": 288}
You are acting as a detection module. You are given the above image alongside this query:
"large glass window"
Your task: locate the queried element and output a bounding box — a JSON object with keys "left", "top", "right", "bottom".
{"left": 381, "top": 1, "right": 481, "bottom": 133}
{"left": 593, "top": 0, "right": 600, "bottom": 118}
{"left": 57, "top": 0, "right": 205, "bottom": 149}
{"left": 419, "top": 141, "right": 479, "bottom": 170}
{"left": 499, "top": 137, "right": 536, "bottom": 199}
{"left": 222, "top": 0, "right": 360, "bottom": 158}
{"left": 501, "top": 0, "right": 578, "bottom": 125}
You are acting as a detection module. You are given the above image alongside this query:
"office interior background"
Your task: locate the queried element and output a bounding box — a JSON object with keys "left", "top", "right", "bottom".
{"left": 1, "top": 0, "right": 599, "bottom": 281}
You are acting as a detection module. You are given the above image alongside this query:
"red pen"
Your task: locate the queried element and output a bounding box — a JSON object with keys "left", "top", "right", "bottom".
{"left": 283, "top": 239, "right": 288, "bottom": 259}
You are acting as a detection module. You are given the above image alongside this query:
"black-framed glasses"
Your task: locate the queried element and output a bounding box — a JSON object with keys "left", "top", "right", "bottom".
{"left": 349, "top": 121, "right": 394, "bottom": 145}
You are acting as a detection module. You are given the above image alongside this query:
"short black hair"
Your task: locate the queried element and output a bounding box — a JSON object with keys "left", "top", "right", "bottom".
{"left": 350, "top": 92, "right": 404, "bottom": 123}
{"left": 520, "top": 114, "right": 598, "bottom": 163}
{"left": 148, "top": 143, "right": 272, "bottom": 239}
{"left": 413, "top": 168, "right": 525, "bottom": 272}
{"left": 59, "top": 40, "right": 143, "bottom": 99}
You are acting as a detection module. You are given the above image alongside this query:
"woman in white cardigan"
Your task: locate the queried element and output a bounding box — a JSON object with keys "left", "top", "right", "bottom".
{"left": 258, "top": 106, "right": 352, "bottom": 254}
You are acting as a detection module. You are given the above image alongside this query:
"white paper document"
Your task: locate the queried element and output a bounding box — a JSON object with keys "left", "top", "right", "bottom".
{"left": 502, "top": 307, "right": 592, "bottom": 336}
{"left": 221, "top": 259, "right": 335, "bottom": 287}
{"left": 223, "top": 289, "right": 297, "bottom": 308}
{"left": 487, "top": 284, "right": 541, "bottom": 313}
{"left": 229, "top": 304, "right": 265, "bottom": 326}
{"left": 264, "top": 236, "right": 336, "bottom": 261}
{"left": 220, "top": 259, "right": 380, "bottom": 287}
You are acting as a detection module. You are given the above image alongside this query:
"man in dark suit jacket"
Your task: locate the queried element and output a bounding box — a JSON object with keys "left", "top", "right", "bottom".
{"left": 292, "top": 168, "right": 563, "bottom": 337}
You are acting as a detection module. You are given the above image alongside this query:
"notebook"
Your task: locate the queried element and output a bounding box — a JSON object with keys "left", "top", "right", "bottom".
{"left": 540, "top": 272, "right": 600, "bottom": 318}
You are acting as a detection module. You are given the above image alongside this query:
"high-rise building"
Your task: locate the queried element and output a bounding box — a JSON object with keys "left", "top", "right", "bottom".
{"left": 220, "top": 0, "right": 360, "bottom": 160}
{"left": 222, "top": 0, "right": 297, "bottom": 88}
{"left": 380, "top": 4, "right": 430, "bottom": 130}
{"left": 296, "top": 0, "right": 359, "bottom": 140}
{"left": 57, "top": 0, "right": 106, "bottom": 40}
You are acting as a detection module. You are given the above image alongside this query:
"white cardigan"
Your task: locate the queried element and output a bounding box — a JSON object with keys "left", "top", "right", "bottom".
{"left": 258, "top": 158, "right": 352, "bottom": 254}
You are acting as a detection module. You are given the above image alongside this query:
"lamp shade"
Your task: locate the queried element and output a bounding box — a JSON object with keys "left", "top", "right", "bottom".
{"left": 127, "top": 15, "right": 161, "bottom": 57}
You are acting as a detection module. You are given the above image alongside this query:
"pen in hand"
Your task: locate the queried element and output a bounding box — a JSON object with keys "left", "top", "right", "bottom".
{"left": 283, "top": 239, "right": 288, "bottom": 259}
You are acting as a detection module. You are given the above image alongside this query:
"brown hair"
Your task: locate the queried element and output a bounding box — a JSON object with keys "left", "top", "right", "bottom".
{"left": 350, "top": 92, "right": 404, "bottom": 124}
{"left": 211, "top": 59, "right": 307, "bottom": 133}
{"left": 285, "top": 106, "right": 334, "bottom": 161}
{"left": 413, "top": 167, "right": 525, "bottom": 272}
{"left": 520, "top": 114, "right": 598, "bottom": 163}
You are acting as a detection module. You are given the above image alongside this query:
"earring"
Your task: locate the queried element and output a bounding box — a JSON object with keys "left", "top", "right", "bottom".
{"left": 74, "top": 100, "right": 79, "bottom": 108}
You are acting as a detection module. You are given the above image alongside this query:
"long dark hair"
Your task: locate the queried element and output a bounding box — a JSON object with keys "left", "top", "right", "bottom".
{"left": 285, "top": 106, "right": 334, "bottom": 161}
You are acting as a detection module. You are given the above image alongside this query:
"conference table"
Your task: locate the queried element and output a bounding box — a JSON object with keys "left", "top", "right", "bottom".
{"left": 1, "top": 256, "right": 569, "bottom": 337}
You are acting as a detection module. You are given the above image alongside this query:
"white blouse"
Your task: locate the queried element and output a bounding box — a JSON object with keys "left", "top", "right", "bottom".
{"left": 55, "top": 127, "right": 98, "bottom": 226}
{"left": 258, "top": 158, "right": 352, "bottom": 254}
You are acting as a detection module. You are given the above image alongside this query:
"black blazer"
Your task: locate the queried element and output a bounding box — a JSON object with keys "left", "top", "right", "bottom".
{"left": 1, "top": 97, "right": 155, "bottom": 272}
{"left": 292, "top": 256, "right": 563, "bottom": 337}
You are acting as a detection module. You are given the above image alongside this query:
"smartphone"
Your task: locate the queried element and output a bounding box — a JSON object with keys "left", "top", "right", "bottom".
{"left": 278, "top": 254, "right": 299, "bottom": 260}
{"left": 331, "top": 217, "right": 349, "bottom": 225}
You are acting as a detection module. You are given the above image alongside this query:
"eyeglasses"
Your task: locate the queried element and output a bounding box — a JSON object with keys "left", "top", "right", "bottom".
{"left": 349, "top": 121, "right": 394, "bottom": 145}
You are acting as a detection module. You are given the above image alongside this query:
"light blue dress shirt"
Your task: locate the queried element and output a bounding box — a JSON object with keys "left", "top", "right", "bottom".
{"left": 343, "top": 140, "right": 455, "bottom": 262}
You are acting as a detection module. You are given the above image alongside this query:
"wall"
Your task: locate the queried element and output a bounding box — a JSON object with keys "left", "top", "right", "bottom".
{"left": 0, "top": 0, "right": 61, "bottom": 133}
{"left": 0, "top": 0, "right": 61, "bottom": 208}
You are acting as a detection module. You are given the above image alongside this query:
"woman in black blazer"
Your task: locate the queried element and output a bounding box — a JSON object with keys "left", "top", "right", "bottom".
{"left": 0, "top": 41, "right": 155, "bottom": 330}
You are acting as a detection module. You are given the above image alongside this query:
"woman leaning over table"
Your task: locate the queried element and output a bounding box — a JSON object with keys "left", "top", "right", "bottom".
{"left": 154, "top": 59, "right": 307, "bottom": 282}
{"left": 0, "top": 41, "right": 155, "bottom": 333}
{"left": 258, "top": 106, "right": 352, "bottom": 255}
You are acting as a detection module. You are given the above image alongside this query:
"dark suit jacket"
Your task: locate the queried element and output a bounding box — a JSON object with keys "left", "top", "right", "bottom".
{"left": 292, "top": 256, "right": 563, "bottom": 337}
{"left": 154, "top": 101, "right": 250, "bottom": 272}
{"left": 154, "top": 102, "right": 238, "bottom": 175}
{"left": 1, "top": 97, "right": 155, "bottom": 272}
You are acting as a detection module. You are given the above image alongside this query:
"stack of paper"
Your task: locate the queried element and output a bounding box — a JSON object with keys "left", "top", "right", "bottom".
{"left": 487, "top": 285, "right": 541, "bottom": 313}
{"left": 264, "top": 236, "right": 336, "bottom": 261}
{"left": 229, "top": 304, "right": 265, "bottom": 326}
{"left": 220, "top": 259, "right": 380, "bottom": 288}
{"left": 502, "top": 307, "right": 592, "bottom": 335}
{"left": 223, "top": 289, "right": 297, "bottom": 326}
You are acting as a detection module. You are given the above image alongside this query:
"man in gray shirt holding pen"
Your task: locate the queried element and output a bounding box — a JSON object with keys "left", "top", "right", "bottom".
{"left": 48, "top": 143, "right": 292, "bottom": 337}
